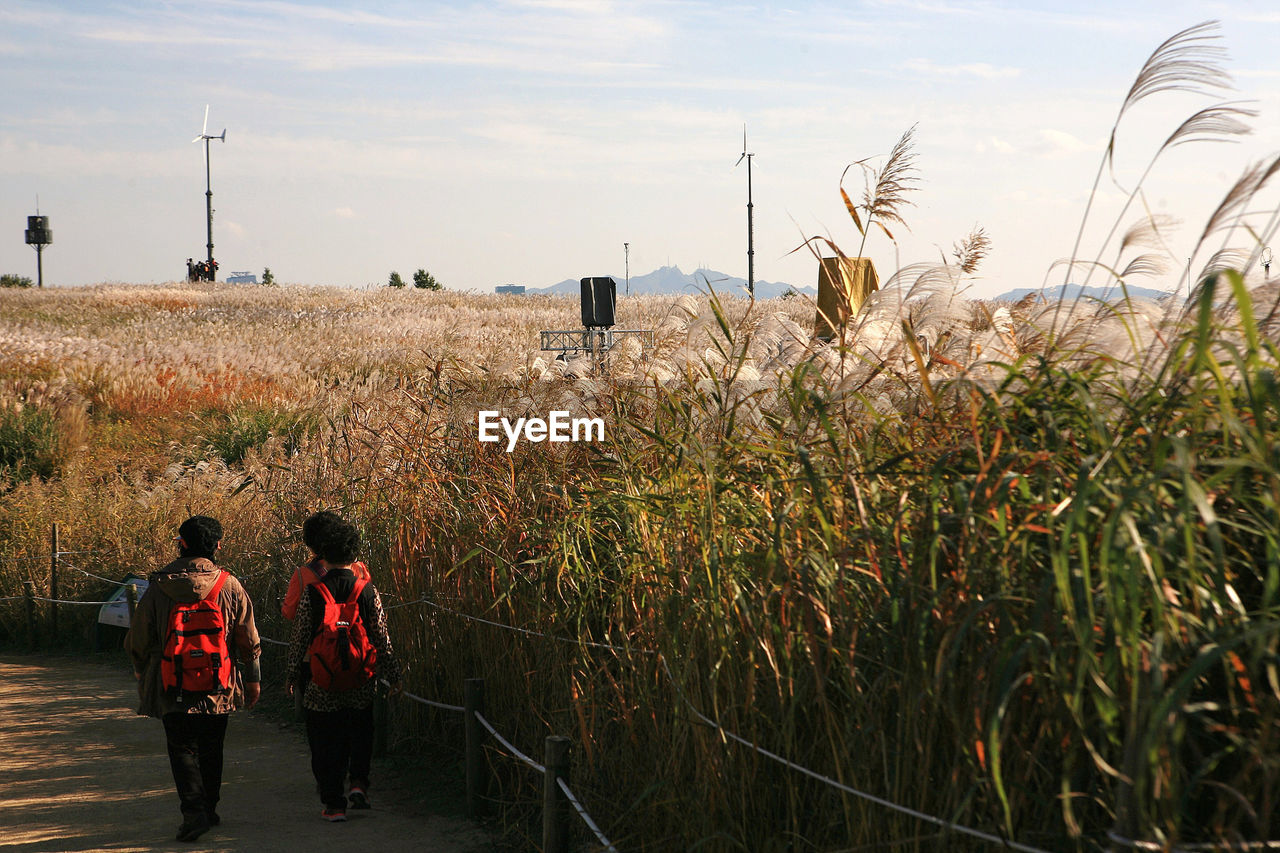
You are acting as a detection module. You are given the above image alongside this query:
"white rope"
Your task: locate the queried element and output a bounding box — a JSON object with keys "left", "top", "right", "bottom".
{"left": 658, "top": 656, "right": 1053, "bottom": 853}
{"left": 374, "top": 677, "right": 464, "bottom": 713}
{"left": 60, "top": 561, "right": 129, "bottom": 585}
{"left": 401, "top": 688, "right": 463, "bottom": 713}
{"left": 557, "top": 776, "right": 618, "bottom": 853}
{"left": 474, "top": 711, "right": 545, "bottom": 773}
{"left": 30, "top": 596, "right": 116, "bottom": 606}
{"left": 419, "top": 597, "right": 654, "bottom": 655}
{"left": 1107, "top": 830, "right": 1280, "bottom": 851}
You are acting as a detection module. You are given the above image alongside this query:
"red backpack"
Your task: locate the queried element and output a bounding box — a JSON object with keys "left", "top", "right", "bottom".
{"left": 308, "top": 577, "right": 377, "bottom": 692}
{"left": 161, "top": 571, "right": 233, "bottom": 702}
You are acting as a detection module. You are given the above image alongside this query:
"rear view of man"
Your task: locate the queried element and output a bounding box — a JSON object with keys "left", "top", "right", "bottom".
{"left": 125, "top": 515, "right": 262, "bottom": 843}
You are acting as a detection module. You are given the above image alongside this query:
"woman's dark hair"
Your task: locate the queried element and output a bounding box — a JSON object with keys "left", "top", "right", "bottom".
{"left": 178, "top": 515, "right": 223, "bottom": 559}
{"left": 302, "top": 511, "right": 360, "bottom": 565}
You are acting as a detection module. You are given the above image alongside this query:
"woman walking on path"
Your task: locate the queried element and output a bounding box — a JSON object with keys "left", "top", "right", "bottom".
{"left": 286, "top": 511, "right": 402, "bottom": 822}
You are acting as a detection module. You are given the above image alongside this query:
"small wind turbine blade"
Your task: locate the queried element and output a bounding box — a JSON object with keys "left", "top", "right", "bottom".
{"left": 202, "top": 104, "right": 210, "bottom": 137}
{"left": 735, "top": 153, "right": 745, "bottom": 167}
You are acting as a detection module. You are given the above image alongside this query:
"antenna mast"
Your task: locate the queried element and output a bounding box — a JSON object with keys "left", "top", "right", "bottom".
{"left": 735, "top": 125, "right": 754, "bottom": 298}
{"left": 193, "top": 105, "right": 226, "bottom": 281}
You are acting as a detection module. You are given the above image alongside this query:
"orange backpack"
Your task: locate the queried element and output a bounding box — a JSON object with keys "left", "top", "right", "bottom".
{"left": 161, "top": 571, "right": 233, "bottom": 702}
{"left": 308, "top": 578, "right": 377, "bottom": 692}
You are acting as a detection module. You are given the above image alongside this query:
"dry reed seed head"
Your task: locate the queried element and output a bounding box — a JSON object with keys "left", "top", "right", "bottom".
{"left": 952, "top": 227, "right": 992, "bottom": 275}
{"left": 1198, "top": 154, "right": 1280, "bottom": 245}
{"left": 1163, "top": 101, "right": 1257, "bottom": 150}
{"left": 1118, "top": 214, "right": 1181, "bottom": 255}
{"left": 1119, "top": 253, "right": 1171, "bottom": 280}
{"left": 1119, "top": 20, "right": 1234, "bottom": 119}
{"left": 860, "top": 123, "right": 921, "bottom": 227}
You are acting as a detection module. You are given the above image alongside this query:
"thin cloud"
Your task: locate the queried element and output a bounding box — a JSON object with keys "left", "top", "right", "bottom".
{"left": 903, "top": 58, "right": 1021, "bottom": 79}
{"left": 1036, "top": 128, "right": 1094, "bottom": 158}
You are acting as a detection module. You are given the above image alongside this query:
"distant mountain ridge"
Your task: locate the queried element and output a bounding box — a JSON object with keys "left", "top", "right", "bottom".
{"left": 529, "top": 265, "right": 814, "bottom": 299}
{"left": 993, "top": 283, "right": 1174, "bottom": 302}
{"left": 527, "top": 270, "right": 1175, "bottom": 304}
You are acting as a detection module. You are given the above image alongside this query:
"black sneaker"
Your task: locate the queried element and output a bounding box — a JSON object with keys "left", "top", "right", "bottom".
{"left": 348, "top": 788, "right": 370, "bottom": 809}
{"left": 177, "top": 815, "right": 211, "bottom": 842}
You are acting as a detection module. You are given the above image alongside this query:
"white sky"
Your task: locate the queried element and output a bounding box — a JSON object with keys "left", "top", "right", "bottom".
{"left": 2, "top": 1, "right": 1278, "bottom": 297}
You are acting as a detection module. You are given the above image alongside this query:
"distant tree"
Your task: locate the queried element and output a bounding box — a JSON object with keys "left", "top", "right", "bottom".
{"left": 1, "top": 274, "right": 34, "bottom": 289}
{"left": 262, "top": 267, "right": 276, "bottom": 287}
{"left": 388, "top": 271, "right": 406, "bottom": 289}
{"left": 413, "top": 268, "right": 442, "bottom": 291}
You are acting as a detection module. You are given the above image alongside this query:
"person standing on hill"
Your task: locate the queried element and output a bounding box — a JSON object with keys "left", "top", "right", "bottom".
{"left": 286, "top": 511, "right": 402, "bottom": 822}
{"left": 124, "top": 515, "right": 262, "bottom": 843}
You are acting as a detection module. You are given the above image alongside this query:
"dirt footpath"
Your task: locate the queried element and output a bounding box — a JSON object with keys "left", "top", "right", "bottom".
{"left": 0, "top": 655, "right": 497, "bottom": 853}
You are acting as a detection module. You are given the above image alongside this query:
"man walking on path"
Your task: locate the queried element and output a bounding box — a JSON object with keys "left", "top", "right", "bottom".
{"left": 125, "top": 515, "right": 262, "bottom": 843}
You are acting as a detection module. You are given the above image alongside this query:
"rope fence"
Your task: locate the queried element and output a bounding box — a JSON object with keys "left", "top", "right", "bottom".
{"left": 475, "top": 711, "right": 545, "bottom": 773}
{"left": 1108, "top": 832, "right": 1280, "bottom": 852}
{"left": 6, "top": 524, "right": 1277, "bottom": 853}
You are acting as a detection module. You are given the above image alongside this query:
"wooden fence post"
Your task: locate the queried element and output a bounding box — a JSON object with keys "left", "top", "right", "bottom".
{"left": 542, "top": 735, "right": 571, "bottom": 853}
{"left": 23, "top": 581, "right": 37, "bottom": 650}
{"left": 49, "top": 523, "right": 59, "bottom": 641}
{"left": 125, "top": 582, "right": 138, "bottom": 619}
{"left": 464, "top": 678, "right": 488, "bottom": 820}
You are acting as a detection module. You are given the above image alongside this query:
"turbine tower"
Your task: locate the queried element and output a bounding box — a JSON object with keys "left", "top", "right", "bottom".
{"left": 734, "top": 125, "right": 754, "bottom": 298}
{"left": 193, "top": 105, "right": 226, "bottom": 281}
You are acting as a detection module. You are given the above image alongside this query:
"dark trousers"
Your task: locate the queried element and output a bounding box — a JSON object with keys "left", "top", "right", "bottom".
{"left": 162, "top": 712, "right": 229, "bottom": 820}
{"left": 305, "top": 705, "right": 374, "bottom": 809}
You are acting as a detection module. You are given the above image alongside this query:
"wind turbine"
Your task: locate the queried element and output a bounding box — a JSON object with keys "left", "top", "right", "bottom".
{"left": 735, "top": 125, "right": 754, "bottom": 298}
{"left": 193, "top": 105, "right": 226, "bottom": 281}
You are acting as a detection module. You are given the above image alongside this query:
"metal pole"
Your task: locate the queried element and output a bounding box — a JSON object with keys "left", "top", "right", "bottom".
{"left": 624, "top": 242, "right": 630, "bottom": 296}
{"left": 747, "top": 153, "right": 754, "bottom": 299}
{"left": 542, "top": 735, "right": 571, "bottom": 853}
{"left": 205, "top": 139, "right": 215, "bottom": 279}
{"left": 50, "top": 523, "right": 58, "bottom": 640}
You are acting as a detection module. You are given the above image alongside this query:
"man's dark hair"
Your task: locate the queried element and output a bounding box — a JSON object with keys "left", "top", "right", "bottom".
{"left": 178, "top": 515, "right": 223, "bottom": 559}
{"left": 303, "top": 511, "right": 360, "bottom": 565}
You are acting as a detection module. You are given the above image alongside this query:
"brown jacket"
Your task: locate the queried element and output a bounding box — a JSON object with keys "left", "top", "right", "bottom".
{"left": 124, "top": 557, "right": 262, "bottom": 717}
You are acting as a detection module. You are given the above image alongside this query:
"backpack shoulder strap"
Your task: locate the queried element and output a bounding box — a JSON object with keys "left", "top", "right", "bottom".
{"left": 205, "top": 570, "right": 229, "bottom": 602}
{"left": 313, "top": 580, "right": 338, "bottom": 607}
{"left": 348, "top": 576, "right": 370, "bottom": 604}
